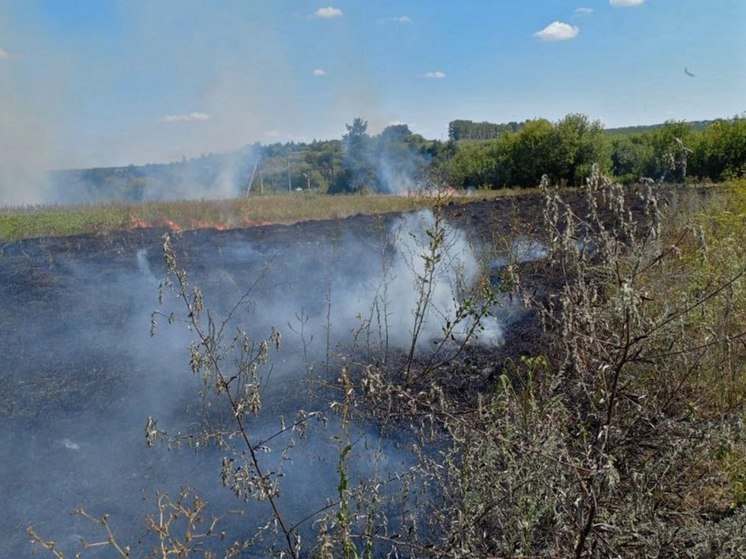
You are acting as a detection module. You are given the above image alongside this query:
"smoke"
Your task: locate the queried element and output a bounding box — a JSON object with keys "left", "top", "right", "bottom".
{"left": 0, "top": 209, "right": 515, "bottom": 557}
{"left": 375, "top": 147, "right": 433, "bottom": 195}
{"left": 0, "top": 0, "right": 418, "bottom": 206}
{"left": 341, "top": 123, "right": 435, "bottom": 195}
{"left": 0, "top": 3, "right": 325, "bottom": 206}
{"left": 347, "top": 210, "right": 503, "bottom": 347}
{"left": 222, "top": 209, "right": 504, "bottom": 371}
{"left": 0, "top": 85, "right": 58, "bottom": 205}
{"left": 48, "top": 146, "right": 262, "bottom": 203}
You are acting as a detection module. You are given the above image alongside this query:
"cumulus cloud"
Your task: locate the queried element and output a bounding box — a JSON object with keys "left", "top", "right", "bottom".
{"left": 378, "top": 16, "right": 412, "bottom": 24}
{"left": 314, "top": 7, "right": 343, "bottom": 19}
{"left": 423, "top": 71, "right": 446, "bottom": 79}
{"left": 610, "top": 0, "right": 645, "bottom": 6}
{"left": 574, "top": 7, "right": 594, "bottom": 16}
{"left": 160, "top": 112, "right": 210, "bottom": 123}
{"left": 0, "top": 47, "right": 14, "bottom": 60}
{"left": 313, "top": 68, "right": 327, "bottom": 77}
{"left": 534, "top": 21, "right": 580, "bottom": 42}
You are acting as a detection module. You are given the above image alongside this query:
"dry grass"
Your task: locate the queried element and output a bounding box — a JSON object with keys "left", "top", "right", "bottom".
{"left": 0, "top": 189, "right": 529, "bottom": 241}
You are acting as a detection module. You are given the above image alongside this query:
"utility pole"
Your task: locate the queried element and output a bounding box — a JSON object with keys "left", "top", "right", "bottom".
{"left": 245, "top": 158, "right": 260, "bottom": 197}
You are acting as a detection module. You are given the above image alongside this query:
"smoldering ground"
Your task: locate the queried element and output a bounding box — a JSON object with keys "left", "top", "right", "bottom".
{"left": 0, "top": 207, "right": 538, "bottom": 557}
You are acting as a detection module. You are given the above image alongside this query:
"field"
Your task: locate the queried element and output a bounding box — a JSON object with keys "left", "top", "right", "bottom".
{"left": 4, "top": 180, "right": 746, "bottom": 558}
{"left": 1, "top": 194, "right": 537, "bottom": 557}
{"left": 0, "top": 189, "right": 524, "bottom": 242}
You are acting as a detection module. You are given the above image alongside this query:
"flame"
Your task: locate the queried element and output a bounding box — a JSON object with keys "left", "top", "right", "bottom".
{"left": 129, "top": 217, "right": 150, "bottom": 229}
{"left": 129, "top": 216, "right": 183, "bottom": 231}
{"left": 163, "top": 219, "right": 182, "bottom": 232}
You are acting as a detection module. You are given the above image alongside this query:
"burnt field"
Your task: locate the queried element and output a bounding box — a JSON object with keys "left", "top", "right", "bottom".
{"left": 1, "top": 196, "right": 550, "bottom": 558}
{"left": 3, "top": 183, "right": 745, "bottom": 558}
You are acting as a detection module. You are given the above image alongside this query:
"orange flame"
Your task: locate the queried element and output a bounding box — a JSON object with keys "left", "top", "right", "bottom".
{"left": 129, "top": 217, "right": 150, "bottom": 229}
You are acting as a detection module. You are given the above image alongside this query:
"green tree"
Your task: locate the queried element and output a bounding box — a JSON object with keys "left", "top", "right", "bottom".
{"left": 506, "top": 119, "right": 554, "bottom": 187}
{"left": 552, "top": 113, "right": 611, "bottom": 184}
{"left": 448, "top": 119, "right": 523, "bottom": 141}
{"left": 690, "top": 116, "right": 746, "bottom": 180}
{"left": 646, "top": 120, "right": 697, "bottom": 181}
{"left": 447, "top": 142, "right": 494, "bottom": 188}
{"left": 447, "top": 139, "right": 512, "bottom": 188}
{"left": 611, "top": 134, "right": 656, "bottom": 182}
{"left": 331, "top": 118, "right": 376, "bottom": 193}
{"left": 303, "top": 140, "right": 342, "bottom": 192}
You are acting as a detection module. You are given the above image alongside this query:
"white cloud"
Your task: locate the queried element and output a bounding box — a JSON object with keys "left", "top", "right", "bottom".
{"left": 610, "top": 0, "right": 646, "bottom": 6}
{"left": 0, "top": 48, "right": 14, "bottom": 60}
{"left": 379, "top": 15, "right": 412, "bottom": 24}
{"left": 313, "top": 68, "right": 327, "bottom": 77}
{"left": 160, "top": 112, "right": 210, "bottom": 123}
{"left": 314, "top": 7, "right": 343, "bottom": 19}
{"left": 574, "top": 7, "right": 594, "bottom": 16}
{"left": 534, "top": 21, "right": 580, "bottom": 42}
{"left": 423, "top": 71, "right": 446, "bottom": 79}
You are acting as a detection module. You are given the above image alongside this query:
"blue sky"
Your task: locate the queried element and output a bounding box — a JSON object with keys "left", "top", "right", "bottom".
{"left": 1, "top": 0, "right": 744, "bottom": 169}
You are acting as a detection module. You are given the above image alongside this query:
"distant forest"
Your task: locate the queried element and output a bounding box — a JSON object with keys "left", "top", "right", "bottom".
{"left": 49, "top": 114, "right": 745, "bottom": 202}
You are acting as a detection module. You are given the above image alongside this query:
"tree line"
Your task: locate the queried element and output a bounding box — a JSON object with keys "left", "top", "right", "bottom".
{"left": 50, "top": 114, "right": 746, "bottom": 201}
{"left": 447, "top": 119, "right": 525, "bottom": 141}
{"left": 238, "top": 119, "right": 449, "bottom": 195}
{"left": 264, "top": 114, "right": 745, "bottom": 192}
{"left": 444, "top": 114, "right": 746, "bottom": 189}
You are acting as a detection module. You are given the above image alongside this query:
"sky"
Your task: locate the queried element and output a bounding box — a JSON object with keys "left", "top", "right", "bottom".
{"left": 0, "top": 0, "right": 745, "bottom": 170}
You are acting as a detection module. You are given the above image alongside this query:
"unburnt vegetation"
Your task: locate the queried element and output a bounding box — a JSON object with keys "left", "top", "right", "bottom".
{"left": 4, "top": 113, "right": 742, "bottom": 242}
{"left": 0, "top": 190, "right": 516, "bottom": 242}
{"left": 40, "top": 114, "right": 746, "bottom": 206}
{"left": 25, "top": 168, "right": 746, "bottom": 557}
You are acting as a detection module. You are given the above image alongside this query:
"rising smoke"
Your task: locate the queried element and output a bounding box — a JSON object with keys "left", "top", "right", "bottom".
{"left": 0, "top": 84, "right": 58, "bottom": 205}
{"left": 0, "top": 207, "right": 518, "bottom": 557}
{"left": 48, "top": 146, "right": 262, "bottom": 204}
